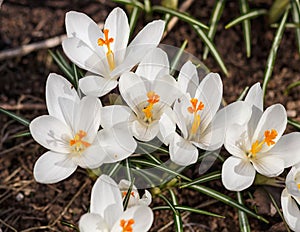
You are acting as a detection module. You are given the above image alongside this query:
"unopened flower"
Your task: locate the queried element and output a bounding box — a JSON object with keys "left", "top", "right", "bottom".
{"left": 62, "top": 7, "right": 165, "bottom": 97}
{"left": 30, "top": 74, "right": 136, "bottom": 184}
{"left": 160, "top": 61, "right": 251, "bottom": 166}
{"left": 222, "top": 83, "right": 300, "bottom": 191}
{"left": 281, "top": 165, "right": 300, "bottom": 231}
{"left": 79, "top": 175, "right": 153, "bottom": 232}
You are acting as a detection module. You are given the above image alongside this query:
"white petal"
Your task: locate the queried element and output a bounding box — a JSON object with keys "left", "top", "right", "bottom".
{"left": 139, "top": 190, "right": 152, "bottom": 206}
{"left": 135, "top": 48, "right": 169, "bottom": 81}
{"left": 119, "top": 72, "right": 147, "bottom": 113}
{"left": 252, "top": 155, "right": 284, "bottom": 177}
{"left": 247, "top": 105, "right": 263, "bottom": 140}
{"left": 46, "top": 73, "right": 79, "bottom": 123}
{"left": 178, "top": 60, "right": 199, "bottom": 96}
{"left": 221, "top": 156, "right": 255, "bottom": 191}
{"left": 111, "top": 206, "right": 154, "bottom": 232}
{"left": 79, "top": 213, "right": 109, "bottom": 232}
{"left": 100, "top": 105, "right": 131, "bottom": 129}
{"left": 152, "top": 74, "right": 180, "bottom": 106}
{"left": 158, "top": 112, "right": 176, "bottom": 145}
{"left": 224, "top": 124, "right": 249, "bottom": 159}
{"left": 73, "top": 96, "right": 101, "bottom": 142}
{"left": 173, "top": 95, "right": 190, "bottom": 139}
{"left": 132, "top": 120, "right": 159, "bottom": 141}
{"left": 91, "top": 175, "right": 123, "bottom": 226}
{"left": 268, "top": 133, "right": 300, "bottom": 168}
{"left": 281, "top": 188, "right": 300, "bottom": 231}
{"left": 253, "top": 104, "right": 287, "bottom": 152}
{"left": 79, "top": 75, "right": 118, "bottom": 97}
{"left": 195, "top": 73, "right": 222, "bottom": 130}
{"left": 62, "top": 37, "right": 109, "bottom": 77}
{"left": 169, "top": 133, "right": 198, "bottom": 166}
{"left": 65, "top": 11, "right": 104, "bottom": 55}
{"left": 33, "top": 151, "right": 77, "bottom": 184}
{"left": 104, "top": 8, "right": 129, "bottom": 66}
{"left": 30, "top": 115, "right": 71, "bottom": 153}
{"left": 97, "top": 126, "right": 137, "bottom": 163}
{"left": 244, "top": 82, "right": 263, "bottom": 111}
{"left": 74, "top": 145, "right": 106, "bottom": 169}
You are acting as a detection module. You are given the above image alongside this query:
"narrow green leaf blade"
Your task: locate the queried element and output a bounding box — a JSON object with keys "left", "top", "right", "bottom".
{"left": 152, "top": 5, "right": 209, "bottom": 30}
{"left": 129, "top": 5, "right": 141, "bottom": 37}
{"left": 285, "top": 80, "right": 300, "bottom": 95}
{"left": 292, "top": 0, "right": 300, "bottom": 54}
{"left": 170, "top": 39, "right": 188, "bottom": 76}
{"left": 169, "top": 189, "right": 183, "bottom": 232}
{"left": 180, "top": 171, "right": 221, "bottom": 188}
{"left": 262, "top": 8, "right": 289, "bottom": 97}
{"left": 0, "top": 107, "right": 30, "bottom": 127}
{"left": 11, "top": 131, "right": 31, "bottom": 138}
{"left": 187, "top": 184, "right": 269, "bottom": 223}
{"left": 288, "top": 118, "right": 300, "bottom": 130}
{"left": 123, "top": 178, "right": 135, "bottom": 210}
{"left": 203, "top": 0, "right": 226, "bottom": 60}
{"left": 192, "top": 24, "right": 228, "bottom": 76}
{"left": 112, "top": 0, "right": 144, "bottom": 10}
{"left": 237, "top": 192, "right": 251, "bottom": 232}
{"left": 239, "top": 0, "right": 251, "bottom": 57}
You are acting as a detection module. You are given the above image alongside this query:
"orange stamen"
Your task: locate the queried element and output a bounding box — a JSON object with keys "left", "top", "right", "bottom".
{"left": 142, "top": 91, "right": 160, "bottom": 122}
{"left": 264, "top": 129, "right": 278, "bottom": 146}
{"left": 120, "top": 219, "right": 135, "bottom": 232}
{"left": 69, "top": 130, "right": 90, "bottom": 153}
{"left": 97, "top": 29, "right": 115, "bottom": 70}
{"left": 187, "top": 98, "right": 205, "bottom": 135}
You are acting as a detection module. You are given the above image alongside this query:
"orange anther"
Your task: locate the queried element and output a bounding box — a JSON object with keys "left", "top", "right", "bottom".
{"left": 264, "top": 129, "right": 278, "bottom": 146}
{"left": 188, "top": 98, "right": 204, "bottom": 114}
{"left": 120, "top": 218, "right": 135, "bottom": 232}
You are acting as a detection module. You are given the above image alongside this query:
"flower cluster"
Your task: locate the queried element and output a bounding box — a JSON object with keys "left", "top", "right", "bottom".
{"left": 28, "top": 7, "right": 300, "bottom": 231}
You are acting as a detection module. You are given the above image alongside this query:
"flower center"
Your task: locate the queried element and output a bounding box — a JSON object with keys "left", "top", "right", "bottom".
{"left": 248, "top": 129, "right": 278, "bottom": 159}
{"left": 187, "top": 98, "right": 205, "bottom": 135}
{"left": 142, "top": 91, "right": 160, "bottom": 123}
{"left": 98, "top": 29, "right": 115, "bottom": 71}
{"left": 69, "top": 130, "right": 91, "bottom": 154}
{"left": 120, "top": 218, "right": 135, "bottom": 232}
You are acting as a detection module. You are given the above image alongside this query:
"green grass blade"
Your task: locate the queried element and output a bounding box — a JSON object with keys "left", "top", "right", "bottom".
{"left": 285, "top": 80, "right": 300, "bottom": 95}
{"left": 239, "top": 0, "right": 251, "bottom": 57}
{"left": 187, "top": 184, "right": 269, "bottom": 223}
{"left": 153, "top": 205, "right": 224, "bottom": 218}
{"left": 237, "top": 192, "right": 251, "bottom": 232}
{"left": 170, "top": 39, "right": 188, "bottom": 76}
{"left": 107, "top": 162, "right": 121, "bottom": 177}
{"left": 158, "top": 194, "right": 179, "bottom": 216}
{"left": 125, "top": 158, "right": 133, "bottom": 182}
{"left": 237, "top": 86, "right": 250, "bottom": 101}
{"left": 180, "top": 171, "right": 221, "bottom": 188}
{"left": 72, "top": 63, "right": 79, "bottom": 90}
{"left": 152, "top": 5, "right": 209, "bottom": 30}
{"left": 123, "top": 178, "right": 135, "bottom": 210}
{"left": 11, "top": 131, "right": 31, "bottom": 138}
{"left": 292, "top": 0, "right": 300, "bottom": 54}
{"left": 0, "top": 107, "right": 30, "bottom": 127}
{"left": 112, "top": 0, "right": 144, "bottom": 10}
{"left": 129, "top": 6, "right": 141, "bottom": 37}
{"left": 225, "top": 9, "right": 267, "bottom": 29}
{"left": 262, "top": 8, "right": 289, "bottom": 97}
{"left": 268, "top": 0, "right": 289, "bottom": 24}
{"left": 169, "top": 189, "right": 183, "bottom": 232}
{"left": 288, "top": 118, "right": 300, "bottom": 130}
{"left": 203, "top": 0, "right": 226, "bottom": 60}
{"left": 137, "top": 141, "right": 169, "bottom": 154}
{"left": 271, "top": 23, "right": 300, "bottom": 28}
{"left": 192, "top": 24, "right": 228, "bottom": 76}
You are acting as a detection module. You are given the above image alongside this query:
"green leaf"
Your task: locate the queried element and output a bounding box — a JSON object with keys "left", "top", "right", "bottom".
{"left": 180, "top": 171, "right": 221, "bottom": 188}
{"left": 285, "top": 80, "right": 300, "bottom": 95}
{"left": 153, "top": 205, "right": 225, "bottom": 218}
{"left": 288, "top": 118, "right": 300, "bottom": 130}
{"left": 225, "top": 9, "right": 267, "bottom": 29}
{"left": 11, "top": 131, "right": 31, "bottom": 138}
{"left": 0, "top": 107, "right": 30, "bottom": 127}
{"left": 107, "top": 162, "right": 121, "bottom": 177}
{"left": 239, "top": 0, "right": 251, "bottom": 57}
{"left": 237, "top": 86, "right": 249, "bottom": 101}
{"left": 123, "top": 178, "right": 135, "bottom": 210}
{"left": 158, "top": 193, "right": 179, "bottom": 216}
{"left": 192, "top": 24, "right": 228, "bottom": 76}
{"left": 203, "top": 0, "right": 226, "bottom": 60}
{"left": 237, "top": 192, "right": 251, "bottom": 232}
{"left": 169, "top": 189, "right": 183, "bottom": 232}
{"left": 187, "top": 184, "right": 269, "bottom": 223}
{"left": 292, "top": 0, "right": 300, "bottom": 54}
{"left": 268, "top": 0, "right": 290, "bottom": 24}
{"left": 72, "top": 63, "right": 79, "bottom": 90}
{"left": 262, "top": 8, "right": 289, "bottom": 97}
{"left": 129, "top": 5, "right": 141, "bottom": 37}
{"left": 125, "top": 158, "right": 133, "bottom": 182}
{"left": 170, "top": 39, "right": 188, "bottom": 76}
{"left": 112, "top": 0, "right": 144, "bottom": 10}
{"left": 152, "top": 5, "right": 209, "bottom": 30}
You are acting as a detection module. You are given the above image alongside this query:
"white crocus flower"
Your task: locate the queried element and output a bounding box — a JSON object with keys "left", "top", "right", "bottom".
{"left": 102, "top": 48, "right": 180, "bottom": 142}
{"left": 79, "top": 175, "right": 154, "bottom": 232}
{"left": 160, "top": 61, "right": 251, "bottom": 166}
{"left": 281, "top": 165, "right": 300, "bottom": 231}
{"left": 222, "top": 83, "right": 300, "bottom": 191}
{"left": 118, "top": 179, "right": 152, "bottom": 208}
{"left": 30, "top": 74, "right": 136, "bottom": 184}
{"left": 62, "top": 7, "right": 165, "bottom": 97}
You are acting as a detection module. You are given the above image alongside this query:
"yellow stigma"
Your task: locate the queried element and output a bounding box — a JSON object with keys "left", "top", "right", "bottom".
{"left": 120, "top": 218, "right": 135, "bottom": 232}
{"left": 248, "top": 129, "right": 278, "bottom": 158}
{"left": 69, "top": 130, "right": 90, "bottom": 153}
{"left": 187, "top": 98, "right": 204, "bottom": 135}
{"left": 142, "top": 91, "right": 160, "bottom": 123}
{"left": 98, "top": 29, "right": 115, "bottom": 71}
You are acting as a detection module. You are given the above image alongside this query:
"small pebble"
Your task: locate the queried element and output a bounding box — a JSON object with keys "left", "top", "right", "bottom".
{"left": 16, "top": 192, "right": 24, "bottom": 201}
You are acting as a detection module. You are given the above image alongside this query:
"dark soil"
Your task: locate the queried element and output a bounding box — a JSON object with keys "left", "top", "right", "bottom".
{"left": 0, "top": 0, "right": 299, "bottom": 231}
